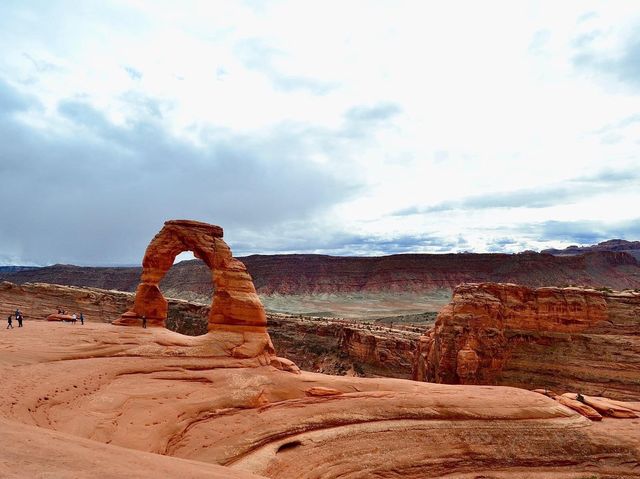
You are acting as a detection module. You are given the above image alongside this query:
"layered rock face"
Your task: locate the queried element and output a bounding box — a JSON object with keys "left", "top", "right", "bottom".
{"left": 414, "top": 283, "right": 640, "bottom": 400}
{"left": 269, "top": 314, "right": 420, "bottom": 378}
{"left": 115, "top": 219, "right": 265, "bottom": 330}
{"left": 242, "top": 250, "right": 640, "bottom": 293}
{"left": 112, "top": 220, "right": 281, "bottom": 367}
{"left": 0, "top": 281, "right": 133, "bottom": 322}
{"left": 3, "top": 249, "right": 640, "bottom": 300}
{"left": 0, "top": 281, "right": 209, "bottom": 327}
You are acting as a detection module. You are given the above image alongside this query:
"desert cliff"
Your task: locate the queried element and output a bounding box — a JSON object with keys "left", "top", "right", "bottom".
{"left": 2, "top": 250, "right": 639, "bottom": 318}
{"left": 414, "top": 282, "right": 640, "bottom": 400}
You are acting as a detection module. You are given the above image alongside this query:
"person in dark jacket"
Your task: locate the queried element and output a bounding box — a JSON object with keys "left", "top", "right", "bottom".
{"left": 142, "top": 315, "right": 147, "bottom": 329}
{"left": 80, "top": 313, "right": 84, "bottom": 325}
{"left": 6, "top": 315, "right": 13, "bottom": 329}
{"left": 17, "top": 313, "right": 23, "bottom": 327}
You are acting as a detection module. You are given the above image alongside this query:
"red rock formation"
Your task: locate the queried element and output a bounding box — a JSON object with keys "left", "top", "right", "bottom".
{"left": 338, "top": 326, "right": 417, "bottom": 377}
{"left": 0, "top": 280, "right": 208, "bottom": 327}
{"left": 2, "top": 281, "right": 416, "bottom": 378}
{"left": 3, "top": 249, "right": 640, "bottom": 303}
{"left": 1, "top": 322, "right": 639, "bottom": 478}
{"left": 414, "top": 282, "right": 640, "bottom": 400}
{"left": 268, "top": 314, "right": 420, "bottom": 378}
{"left": 46, "top": 313, "right": 75, "bottom": 322}
{"left": 115, "top": 220, "right": 265, "bottom": 331}
{"left": 0, "top": 281, "right": 133, "bottom": 322}
{"left": 113, "top": 220, "right": 288, "bottom": 369}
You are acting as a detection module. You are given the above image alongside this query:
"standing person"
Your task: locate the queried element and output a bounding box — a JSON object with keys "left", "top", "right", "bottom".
{"left": 6, "top": 315, "right": 13, "bottom": 329}
{"left": 79, "top": 313, "right": 84, "bottom": 325}
{"left": 17, "top": 313, "right": 23, "bottom": 328}
{"left": 142, "top": 315, "right": 147, "bottom": 329}
{"left": 72, "top": 313, "right": 77, "bottom": 325}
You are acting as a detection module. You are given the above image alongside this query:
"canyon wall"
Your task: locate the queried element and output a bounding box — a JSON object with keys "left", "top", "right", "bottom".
{"left": 2, "top": 250, "right": 639, "bottom": 299}
{"left": 0, "top": 281, "right": 208, "bottom": 328}
{"left": 413, "top": 282, "right": 640, "bottom": 400}
{"left": 268, "top": 314, "right": 419, "bottom": 378}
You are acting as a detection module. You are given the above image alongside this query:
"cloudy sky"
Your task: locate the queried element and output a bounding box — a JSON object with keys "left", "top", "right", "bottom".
{"left": 1, "top": 0, "right": 639, "bottom": 265}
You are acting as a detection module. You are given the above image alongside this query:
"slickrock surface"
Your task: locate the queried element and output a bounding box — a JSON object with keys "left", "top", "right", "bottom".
{"left": 1, "top": 322, "right": 639, "bottom": 478}
{"left": 414, "top": 282, "right": 640, "bottom": 400}
{"left": 0, "top": 416, "right": 264, "bottom": 479}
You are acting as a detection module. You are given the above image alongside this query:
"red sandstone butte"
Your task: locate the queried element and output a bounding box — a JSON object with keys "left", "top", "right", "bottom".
{"left": 413, "top": 282, "right": 640, "bottom": 400}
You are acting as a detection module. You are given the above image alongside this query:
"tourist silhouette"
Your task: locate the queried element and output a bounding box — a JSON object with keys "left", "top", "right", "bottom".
{"left": 142, "top": 315, "right": 147, "bottom": 329}
{"left": 6, "top": 315, "right": 13, "bottom": 329}
{"left": 17, "top": 314, "right": 23, "bottom": 328}
{"left": 80, "top": 313, "right": 84, "bottom": 325}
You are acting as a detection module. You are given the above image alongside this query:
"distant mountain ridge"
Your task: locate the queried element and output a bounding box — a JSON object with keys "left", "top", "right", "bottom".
{"left": 542, "top": 239, "right": 640, "bottom": 260}
{"left": 1, "top": 249, "right": 639, "bottom": 305}
{"left": 0, "top": 266, "right": 39, "bottom": 273}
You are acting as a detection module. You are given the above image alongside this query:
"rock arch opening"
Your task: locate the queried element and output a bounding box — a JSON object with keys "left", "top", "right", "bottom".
{"left": 114, "top": 220, "right": 267, "bottom": 332}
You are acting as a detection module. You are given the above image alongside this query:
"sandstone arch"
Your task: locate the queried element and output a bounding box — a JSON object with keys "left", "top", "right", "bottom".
{"left": 115, "top": 220, "right": 266, "bottom": 332}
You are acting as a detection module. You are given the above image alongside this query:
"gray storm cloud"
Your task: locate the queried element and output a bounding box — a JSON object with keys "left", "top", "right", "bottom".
{"left": 0, "top": 78, "right": 374, "bottom": 265}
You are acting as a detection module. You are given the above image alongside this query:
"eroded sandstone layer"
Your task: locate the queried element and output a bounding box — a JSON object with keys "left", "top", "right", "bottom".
{"left": 1, "top": 322, "right": 639, "bottom": 478}
{"left": 0, "top": 281, "right": 209, "bottom": 329}
{"left": 1, "top": 280, "right": 419, "bottom": 378}
{"left": 115, "top": 219, "right": 265, "bottom": 330}
{"left": 112, "top": 220, "right": 284, "bottom": 368}
{"left": 269, "top": 314, "right": 420, "bottom": 378}
{"left": 3, "top": 249, "right": 639, "bottom": 312}
{"left": 414, "top": 282, "right": 640, "bottom": 400}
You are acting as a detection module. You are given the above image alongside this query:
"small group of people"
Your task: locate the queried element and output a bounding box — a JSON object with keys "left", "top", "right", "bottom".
{"left": 70, "top": 313, "right": 85, "bottom": 325}
{"left": 56, "top": 306, "right": 85, "bottom": 325}
{"left": 6, "top": 309, "right": 24, "bottom": 329}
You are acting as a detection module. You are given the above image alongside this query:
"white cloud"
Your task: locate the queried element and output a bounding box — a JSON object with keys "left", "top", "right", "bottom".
{"left": 0, "top": 0, "right": 639, "bottom": 263}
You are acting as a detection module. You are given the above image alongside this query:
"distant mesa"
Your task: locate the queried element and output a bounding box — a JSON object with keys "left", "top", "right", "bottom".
{"left": 542, "top": 239, "right": 640, "bottom": 260}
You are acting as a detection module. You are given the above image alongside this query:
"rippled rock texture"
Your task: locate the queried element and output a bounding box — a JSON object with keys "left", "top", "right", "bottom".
{"left": 414, "top": 282, "right": 640, "bottom": 400}
{"left": 1, "top": 322, "right": 639, "bottom": 478}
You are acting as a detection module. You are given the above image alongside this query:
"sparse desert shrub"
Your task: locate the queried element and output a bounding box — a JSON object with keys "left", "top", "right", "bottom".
{"left": 595, "top": 286, "right": 613, "bottom": 293}
{"left": 353, "top": 363, "right": 365, "bottom": 376}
